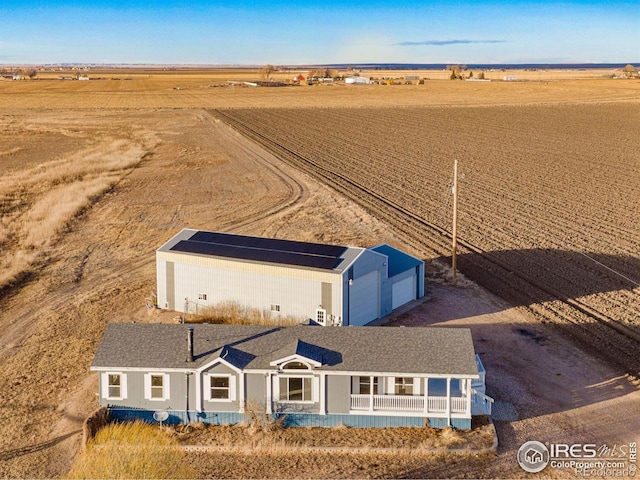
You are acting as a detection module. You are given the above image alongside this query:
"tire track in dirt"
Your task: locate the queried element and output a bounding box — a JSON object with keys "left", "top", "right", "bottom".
{"left": 197, "top": 111, "right": 308, "bottom": 232}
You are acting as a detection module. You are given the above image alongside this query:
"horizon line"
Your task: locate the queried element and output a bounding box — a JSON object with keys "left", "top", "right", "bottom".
{"left": 1, "top": 62, "right": 637, "bottom": 68}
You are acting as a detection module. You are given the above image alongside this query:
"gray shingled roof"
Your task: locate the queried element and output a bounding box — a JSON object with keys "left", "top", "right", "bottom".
{"left": 91, "top": 323, "right": 479, "bottom": 376}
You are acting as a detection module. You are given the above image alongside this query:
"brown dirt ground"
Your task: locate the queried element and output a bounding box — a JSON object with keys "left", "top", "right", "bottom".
{"left": 1, "top": 78, "right": 639, "bottom": 478}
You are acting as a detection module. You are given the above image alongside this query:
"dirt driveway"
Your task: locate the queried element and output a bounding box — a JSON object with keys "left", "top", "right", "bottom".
{"left": 391, "top": 279, "right": 640, "bottom": 478}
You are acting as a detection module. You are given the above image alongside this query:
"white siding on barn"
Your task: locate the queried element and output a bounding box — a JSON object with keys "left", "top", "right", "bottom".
{"left": 169, "top": 261, "right": 341, "bottom": 320}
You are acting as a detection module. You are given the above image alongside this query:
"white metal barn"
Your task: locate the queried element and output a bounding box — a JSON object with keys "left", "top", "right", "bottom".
{"left": 156, "top": 229, "right": 424, "bottom": 326}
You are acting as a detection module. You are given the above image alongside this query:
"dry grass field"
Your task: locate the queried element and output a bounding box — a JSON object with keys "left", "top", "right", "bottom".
{"left": 0, "top": 70, "right": 639, "bottom": 478}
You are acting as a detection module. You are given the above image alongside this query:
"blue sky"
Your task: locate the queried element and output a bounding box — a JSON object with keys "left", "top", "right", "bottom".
{"left": 1, "top": 0, "right": 638, "bottom": 65}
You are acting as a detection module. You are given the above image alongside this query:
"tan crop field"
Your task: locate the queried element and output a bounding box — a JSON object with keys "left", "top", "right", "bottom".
{"left": 213, "top": 103, "right": 640, "bottom": 372}
{"left": 1, "top": 70, "right": 639, "bottom": 478}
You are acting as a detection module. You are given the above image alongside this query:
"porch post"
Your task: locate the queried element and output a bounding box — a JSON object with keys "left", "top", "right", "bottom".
{"left": 466, "top": 379, "right": 471, "bottom": 417}
{"left": 265, "top": 373, "right": 272, "bottom": 414}
{"left": 369, "top": 376, "right": 374, "bottom": 412}
{"left": 319, "top": 374, "right": 326, "bottom": 415}
{"left": 446, "top": 377, "right": 451, "bottom": 427}
{"left": 423, "top": 377, "right": 429, "bottom": 415}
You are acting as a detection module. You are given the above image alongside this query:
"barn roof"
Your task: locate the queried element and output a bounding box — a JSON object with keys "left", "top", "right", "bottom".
{"left": 370, "top": 244, "right": 423, "bottom": 277}
{"left": 157, "top": 229, "right": 364, "bottom": 273}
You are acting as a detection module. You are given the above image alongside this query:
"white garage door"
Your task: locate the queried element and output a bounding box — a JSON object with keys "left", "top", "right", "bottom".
{"left": 349, "top": 270, "right": 379, "bottom": 326}
{"left": 392, "top": 275, "right": 416, "bottom": 309}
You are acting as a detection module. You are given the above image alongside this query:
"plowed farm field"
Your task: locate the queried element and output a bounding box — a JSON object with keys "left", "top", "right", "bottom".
{"left": 212, "top": 104, "right": 640, "bottom": 374}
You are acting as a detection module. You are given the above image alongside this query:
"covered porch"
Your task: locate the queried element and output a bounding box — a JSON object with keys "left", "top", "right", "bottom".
{"left": 349, "top": 375, "right": 473, "bottom": 417}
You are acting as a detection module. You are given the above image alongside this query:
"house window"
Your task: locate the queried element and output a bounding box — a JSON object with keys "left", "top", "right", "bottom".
{"left": 210, "top": 376, "right": 230, "bottom": 399}
{"left": 150, "top": 375, "right": 164, "bottom": 399}
{"left": 279, "top": 376, "right": 312, "bottom": 402}
{"left": 428, "top": 378, "right": 447, "bottom": 397}
{"left": 271, "top": 304, "right": 280, "bottom": 312}
{"left": 315, "top": 308, "right": 326, "bottom": 325}
{"left": 395, "top": 377, "right": 414, "bottom": 396}
{"left": 359, "top": 376, "right": 379, "bottom": 395}
{"left": 198, "top": 293, "right": 207, "bottom": 301}
{"left": 144, "top": 373, "right": 169, "bottom": 401}
{"left": 283, "top": 361, "right": 309, "bottom": 370}
{"left": 108, "top": 374, "right": 121, "bottom": 398}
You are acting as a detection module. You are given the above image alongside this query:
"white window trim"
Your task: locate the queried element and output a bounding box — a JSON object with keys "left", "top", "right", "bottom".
{"left": 102, "top": 372, "right": 128, "bottom": 400}
{"left": 276, "top": 374, "right": 319, "bottom": 404}
{"left": 269, "top": 354, "right": 321, "bottom": 368}
{"left": 315, "top": 308, "right": 327, "bottom": 326}
{"left": 144, "top": 373, "right": 170, "bottom": 401}
{"left": 205, "top": 374, "right": 236, "bottom": 402}
{"left": 394, "top": 376, "right": 415, "bottom": 396}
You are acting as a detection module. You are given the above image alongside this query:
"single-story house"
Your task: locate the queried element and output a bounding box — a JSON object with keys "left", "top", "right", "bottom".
{"left": 91, "top": 323, "right": 493, "bottom": 429}
{"left": 156, "top": 230, "right": 424, "bottom": 326}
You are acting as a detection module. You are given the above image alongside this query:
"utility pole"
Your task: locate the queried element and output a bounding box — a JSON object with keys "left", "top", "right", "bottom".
{"left": 452, "top": 159, "right": 458, "bottom": 280}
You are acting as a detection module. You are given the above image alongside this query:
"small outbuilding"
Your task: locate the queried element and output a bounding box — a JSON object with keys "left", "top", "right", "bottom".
{"left": 345, "top": 76, "right": 371, "bottom": 85}
{"left": 156, "top": 229, "right": 424, "bottom": 326}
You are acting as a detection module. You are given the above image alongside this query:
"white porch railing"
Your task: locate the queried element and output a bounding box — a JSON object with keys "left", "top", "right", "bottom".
{"left": 427, "top": 396, "right": 446, "bottom": 412}
{"left": 471, "top": 389, "right": 494, "bottom": 416}
{"left": 351, "top": 394, "right": 424, "bottom": 411}
{"left": 351, "top": 394, "right": 468, "bottom": 414}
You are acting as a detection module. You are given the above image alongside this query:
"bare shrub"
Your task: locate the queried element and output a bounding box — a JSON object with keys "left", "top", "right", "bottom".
{"left": 418, "top": 427, "right": 466, "bottom": 449}
{"left": 190, "top": 301, "right": 303, "bottom": 326}
{"left": 244, "top": 400, "right": 286, "bottom": 434}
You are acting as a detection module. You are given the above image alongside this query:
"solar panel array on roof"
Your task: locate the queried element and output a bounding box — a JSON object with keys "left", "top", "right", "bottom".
{"left": 169, "top": 231, "right": 347, "bottom": 271}
{"left": 190, "top": 231, "right": 346, "bottom": 257}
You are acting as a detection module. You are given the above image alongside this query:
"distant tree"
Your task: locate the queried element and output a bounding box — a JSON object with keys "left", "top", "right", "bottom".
{"left": 478, "top": 71, "right": 485, "bottom": 80}
{"left": 623, "top": 64, "right": 638, "bottom": 77}
{"left": 468, "top": 71, "right": 473, "bottom": 79}
{"left": 27, "top": 68, "right": 37, "bottom": 79}
{"left": 260, "top": 64, "right": 276, "bottom": 81}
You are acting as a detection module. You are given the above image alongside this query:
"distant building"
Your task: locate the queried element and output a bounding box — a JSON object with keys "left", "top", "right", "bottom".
{"left": 345, "top": 76, "right": 371, "bottom": 85}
